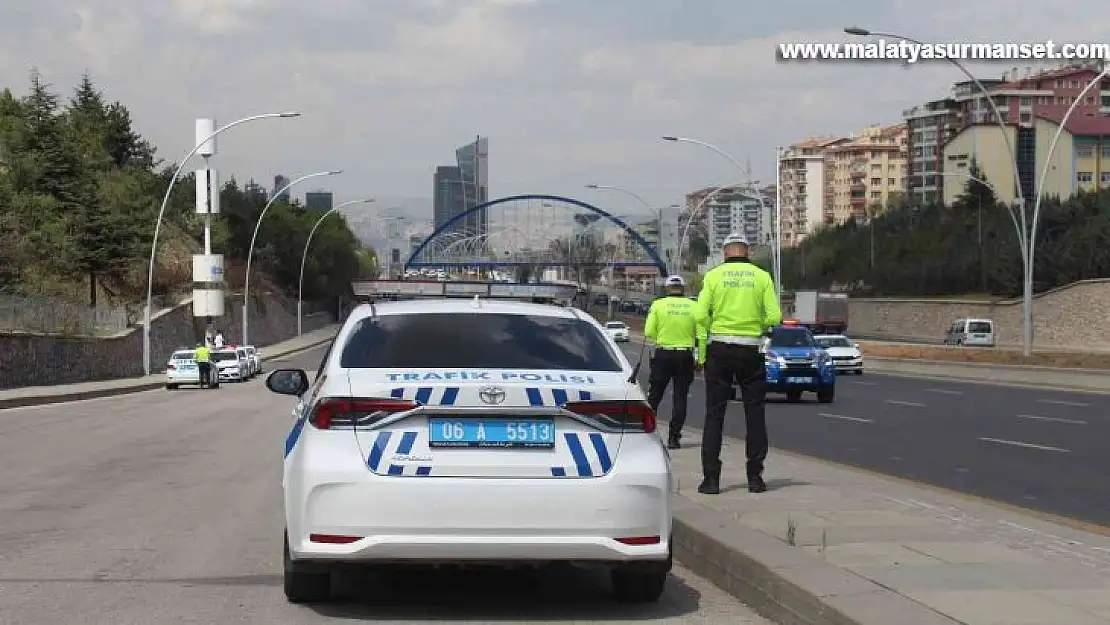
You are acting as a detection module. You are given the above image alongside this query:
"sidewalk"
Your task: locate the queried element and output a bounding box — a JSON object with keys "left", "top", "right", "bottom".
{"left": 668, "top": 423, "right": 1110, "bottom": 625}
{"left": 0, "top": 325, "right": 339, "bottom": 410}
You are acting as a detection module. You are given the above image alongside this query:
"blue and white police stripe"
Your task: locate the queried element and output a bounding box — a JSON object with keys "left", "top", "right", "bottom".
{"left": 366, "top": 429, "right": 432, "bottom": 476}
{"left": 550, "top": 432, "right": 613, "bottom": 478}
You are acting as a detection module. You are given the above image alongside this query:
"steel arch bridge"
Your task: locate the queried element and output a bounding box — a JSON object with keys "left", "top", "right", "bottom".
{"left": 405, "top": 194, "right": 667, "bottom": 274}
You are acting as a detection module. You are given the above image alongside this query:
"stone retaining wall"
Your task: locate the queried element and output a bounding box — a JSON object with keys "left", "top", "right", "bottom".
{"left": 848, "top": 278, "right": 1110, "bottom": 349}
{"left": 0, "top": 294, "right": 333, "bottom": 390}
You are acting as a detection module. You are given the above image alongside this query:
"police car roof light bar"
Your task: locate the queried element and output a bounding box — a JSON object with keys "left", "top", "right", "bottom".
{"left": 562, "top": 399, "right": 656, "bottom": 434}
{"left": 310, "top": 397, "right": 419, "bottom": 430}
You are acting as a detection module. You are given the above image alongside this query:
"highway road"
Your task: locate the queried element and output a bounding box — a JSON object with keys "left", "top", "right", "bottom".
{"left": 0, "top": 345, "right": 767, "bottom": 624}
{"left": 620, "top": 344, "right": 1110, "bottom": 527}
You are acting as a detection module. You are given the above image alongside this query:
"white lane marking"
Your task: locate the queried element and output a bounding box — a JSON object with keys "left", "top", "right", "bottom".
{"left": 885, "top": 399, "right": 926, "bottom": 407}
{"left": 1037, "top": 398, "right": 1091, "bottom": 407}
{"left": 850, "top": 380, "right": 877, "bottom": 386}
{"left": 1016, "top": 414, "right": 1088, "bottom": 425}
{"left": 978, "top": 437, "right": 1070, "bottom": 453}
{"left": 818, "top": 412, "right": 872, "bottom": 423}
{"left": 925, "top": 388, "right": 964, "bottom": 395}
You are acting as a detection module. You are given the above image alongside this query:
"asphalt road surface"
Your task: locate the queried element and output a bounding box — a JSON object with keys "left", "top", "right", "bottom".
{"left": 620, "top": 343, "right": 1110, "bottom": 527}
{"left": 0, "top": 345, "right": 768, "bottom": 625}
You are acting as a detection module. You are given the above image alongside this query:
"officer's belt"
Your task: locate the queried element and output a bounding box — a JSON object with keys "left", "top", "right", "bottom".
{"left": 708, "top": 334, "right": 762, "bottom": 346}
{"left": 655, "top": 346, "right": 693, "bottom": 351}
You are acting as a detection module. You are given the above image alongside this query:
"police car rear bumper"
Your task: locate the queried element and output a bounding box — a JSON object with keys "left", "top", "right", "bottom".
{"left": 287, "top": 471, "right": 671, "bottom": 565}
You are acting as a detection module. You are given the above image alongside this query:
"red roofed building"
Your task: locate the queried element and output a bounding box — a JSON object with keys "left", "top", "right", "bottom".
{"left": 905, "top": 62, "right": 1110, "bottom": 204}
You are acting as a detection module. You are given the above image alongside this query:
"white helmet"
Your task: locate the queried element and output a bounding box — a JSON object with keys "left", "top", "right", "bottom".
{"left": 722, "top": 232, "right": 750, "bottom": 247}
{"left": 664, "top": 275, "right": 685, "bottom": 287}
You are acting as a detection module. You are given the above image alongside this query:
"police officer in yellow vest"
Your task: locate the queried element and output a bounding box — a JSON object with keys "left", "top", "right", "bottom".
{"left": 695, "top": 233, "right": 782, "bottom": 495}
{"left": 644, "top": 275, "right": 705, "bottom": 450}
{"left": 195, "top": 342, "right": 213, "bottom": 389}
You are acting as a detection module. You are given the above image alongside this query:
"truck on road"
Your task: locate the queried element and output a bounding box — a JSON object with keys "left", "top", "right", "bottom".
{"left": 788, "top": 291, "right": 849, "bottom": 335}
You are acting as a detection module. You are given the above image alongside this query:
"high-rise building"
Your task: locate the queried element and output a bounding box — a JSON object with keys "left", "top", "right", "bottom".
{"left": 433, "top": 165, "right": 466, "bottom": 243}
{"left": 702, "top": 187, "right": 765, "bottom": 260}
{"left": 304, "top": 191, "right": 334, "bottom": 213}
{"left": 823, "top": 123, "right": 908, "bottom": 223}
{"left": 432, "top": 136, "right": 489, "bottom": 244}
{"left": 272, "top": 175, "right": 291, "bottom": 203}
{"left": 455, "top": 136, "right": 489, "bottom": 240}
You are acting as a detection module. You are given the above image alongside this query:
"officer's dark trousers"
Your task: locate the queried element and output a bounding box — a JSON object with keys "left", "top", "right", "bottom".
{"left": 198, "top": 362, "right": 211, "bottom": 387}
{"left": 646, "top": 349, "right": 695, "bottom": 437}
{"left": 703, "top": 342, "right": 768, "bottom": 480}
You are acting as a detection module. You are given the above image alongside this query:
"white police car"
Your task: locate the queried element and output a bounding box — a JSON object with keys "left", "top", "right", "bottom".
{"left": 266, "top": 298, "right": 674, "bottom": 604}
{"left": 165, "top": 349, "right": 200, "bottom": 389}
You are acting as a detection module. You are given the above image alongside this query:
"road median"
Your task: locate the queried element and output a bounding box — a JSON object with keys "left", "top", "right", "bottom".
{"left": 0, "top": 326, "right": 338, "bottom": 410}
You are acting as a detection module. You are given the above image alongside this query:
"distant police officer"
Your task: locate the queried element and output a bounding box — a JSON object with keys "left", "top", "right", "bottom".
{"left": 644, "top": 275, "right": 706, "bottom": 450}
{"left": 195, "top": 342, "right": 212, "bottom": 389}
{"left": 695, "top": 233, "right": 782, "bottom": 494}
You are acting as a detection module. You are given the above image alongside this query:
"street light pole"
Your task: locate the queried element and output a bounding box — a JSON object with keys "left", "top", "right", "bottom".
{"left": 585, "top": 184, "right": 672, "bottom": 276}
{"left": 845, "top": 26, "right": 1035, "bottom": 355}
{"left": 297, "top": 198, "right": 375, "bottom": 335}
{"left": 243, "top": 169, "right": 342, "bottom": 346}
{"left": 661, "top": 136, "right": 781, "bottom": 293}
{"left": 142, "top": 111, "right": 300, "bottom": 375}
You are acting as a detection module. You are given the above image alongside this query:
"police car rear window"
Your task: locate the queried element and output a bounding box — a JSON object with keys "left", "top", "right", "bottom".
{"left": 340, "top": 312, "right": 623, "bottom": 371}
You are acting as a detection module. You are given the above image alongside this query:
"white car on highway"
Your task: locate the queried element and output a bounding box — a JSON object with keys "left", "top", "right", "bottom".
{"left": 604, "top": 320, "right": 631, "bottom": 342}
{"left": 165, "top": 349, "right": 200, "bottom": 389}
{"left": 213, "top": 348, "right": 248, "bottom": 382}
{"left": 244, "top": 345, "right": 262, "bottom": 376}
{"left": 266, "top": 298, "right": 674, "bottom": 605}
{"left": 814, "top": 334, "right": 864, "bottom": 375}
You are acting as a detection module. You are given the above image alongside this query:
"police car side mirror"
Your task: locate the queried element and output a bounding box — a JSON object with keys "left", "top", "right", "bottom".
{"left": 266, "top": 369, "right": 310, "bottom": 397}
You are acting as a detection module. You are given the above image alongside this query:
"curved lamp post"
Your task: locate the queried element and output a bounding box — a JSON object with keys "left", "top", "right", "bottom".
{"left": 844, "top": 26, "right": 1039, "bottom": 354}
{"left": 242, "top": 169, "right": 342, "bottom": 345}
{"left": 142, "top": 111, "right": 300, "bottom": 375}
{"left": 661, "top": 136, "right": 782, "bottom": 294}
{"left": 585, "top": 184, "right": 674, "bottom": 274}
{"left": 297, "top": 198, "right": 375, "bottom": 335}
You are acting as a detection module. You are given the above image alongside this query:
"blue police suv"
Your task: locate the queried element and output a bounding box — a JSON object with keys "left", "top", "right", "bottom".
{"left": 763, "top": 322, "right": 836, "bottom": 403}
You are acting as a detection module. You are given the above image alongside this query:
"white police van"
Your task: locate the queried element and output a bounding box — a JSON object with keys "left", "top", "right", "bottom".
{"left": 266, "top": 298, "right": 674, "bottom": 604}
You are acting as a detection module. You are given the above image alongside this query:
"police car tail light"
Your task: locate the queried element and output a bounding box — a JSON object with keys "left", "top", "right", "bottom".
{"left": 563, "top": 400, "right": 656, "bottom": 434}
{"left": 310, "top": 398, "right": 419, "bottom": 430}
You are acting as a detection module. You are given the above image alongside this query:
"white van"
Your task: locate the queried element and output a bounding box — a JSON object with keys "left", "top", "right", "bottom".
{"left": 943, "top": 318, "right": 995, "bottom": 347}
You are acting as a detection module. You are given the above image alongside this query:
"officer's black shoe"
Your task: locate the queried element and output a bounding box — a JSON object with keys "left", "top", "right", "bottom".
{"left": 748, "top": 477, "right": 767, "bottom": 493}
{"left": 667, "top": 433, "right": 681, "bottom": 449}
{"left": 697, "top": 476, "right": 720, "bottom": 495}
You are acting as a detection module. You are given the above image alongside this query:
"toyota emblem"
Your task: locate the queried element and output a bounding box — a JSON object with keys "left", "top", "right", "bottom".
{"left": 478, "top": 386, "right": 507, "bottom": 405}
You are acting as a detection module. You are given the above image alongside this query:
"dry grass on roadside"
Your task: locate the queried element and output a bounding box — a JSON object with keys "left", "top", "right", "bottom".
{"left": 587, "top": 312, "right": 1110, "bottom": 370}
{"left": 857, "top": 341, "right": 1110, "bottom": 370}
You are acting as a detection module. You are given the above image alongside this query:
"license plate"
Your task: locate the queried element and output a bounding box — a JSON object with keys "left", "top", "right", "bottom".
{"left": 178, "top": 364, "right": 196, "bottom": 371}
{"left": 786, "top": 376, "right": 813, "bottom": 384}
{"left": 428, "top": 417, "right": 555, "bottom": 449}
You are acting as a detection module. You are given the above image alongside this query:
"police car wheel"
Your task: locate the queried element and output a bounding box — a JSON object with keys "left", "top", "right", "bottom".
{"left": 283, "top": 533, "right": 330, "bottom": 603}
{"left": 817, "top": 387, "right": 835, "bottom": 403}
{"left": 611, "top": 566, "right": 667, "bottom": 603}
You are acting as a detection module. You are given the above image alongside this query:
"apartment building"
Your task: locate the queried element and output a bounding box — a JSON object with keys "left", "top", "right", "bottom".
{"left": 906, "top": 63, "right": 1109, "bottom": 203}
{"left": 943, "top": 111, "right": 1110, "bottom": 205}
{"left": 823, "top": 123, "right": 908, "bottom": 223}
{"left": 779, "top": 137, "right": 846, "bottom": 248}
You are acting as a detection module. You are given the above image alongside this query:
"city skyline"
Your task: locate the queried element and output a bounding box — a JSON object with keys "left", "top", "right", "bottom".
{"left": 5, "top": 1, "right": 1105, "bottom": 211}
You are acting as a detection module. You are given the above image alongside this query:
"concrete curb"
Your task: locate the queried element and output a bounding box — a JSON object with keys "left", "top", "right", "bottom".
{"left": 671, "top": 501, "right": 959, "bottom": 625}
{"left": 0, "top": 334, "right": 335, "bottom": 410}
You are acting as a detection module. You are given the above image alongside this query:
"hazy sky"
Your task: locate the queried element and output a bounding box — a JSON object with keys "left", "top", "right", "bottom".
{"left": 1, "top": 0, "right": 1102, "bottom": 218}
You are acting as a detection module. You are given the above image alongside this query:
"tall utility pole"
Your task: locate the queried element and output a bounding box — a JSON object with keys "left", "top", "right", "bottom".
{"left": 192, "top": 118, "right": 224, "bottom": 342}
